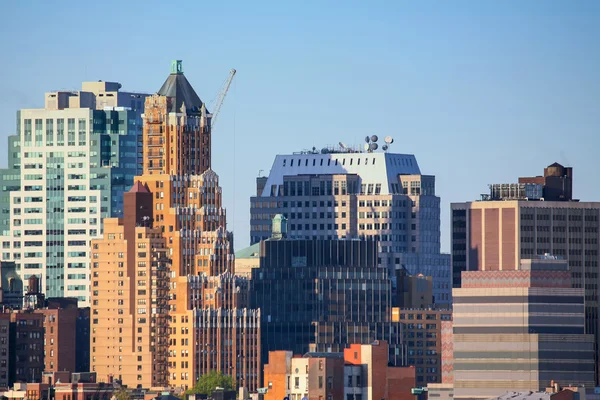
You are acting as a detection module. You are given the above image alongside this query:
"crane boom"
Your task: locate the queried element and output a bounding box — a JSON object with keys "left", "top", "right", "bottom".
{"left": 210, "top": 68, "right": 236, "bottom": 129}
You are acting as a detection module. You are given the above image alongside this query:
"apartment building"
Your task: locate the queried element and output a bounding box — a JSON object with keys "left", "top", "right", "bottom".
{"left": 0, "top": 310, "right": 44, "bottom": 386}
{"left": 251, "top": 149, "right": 451, "bottom": 306}
{"left": 90, "top": 183, "right": 170, "bottom": 388}
{"left": 36, "top": 298, "right": 78, "bottom": 373}
{"left": 0, "top": 81, "right": 148, "bottom": 306}
{"left": 393, "top": 309, "right": 451, "bottom": 386}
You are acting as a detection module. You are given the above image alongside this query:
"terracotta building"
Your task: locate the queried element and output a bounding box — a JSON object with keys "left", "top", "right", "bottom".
{"left": 91, "top": 60, "right": 260, "bottom": 391}
{"left": 263, "top": 340, "right": 415, "bottom": 400}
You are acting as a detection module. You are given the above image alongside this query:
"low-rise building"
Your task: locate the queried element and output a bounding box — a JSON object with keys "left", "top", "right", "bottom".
{"left": 263, "top": 340, "right": 415, "bottom": 400}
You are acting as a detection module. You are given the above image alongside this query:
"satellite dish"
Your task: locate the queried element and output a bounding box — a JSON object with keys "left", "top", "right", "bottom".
{"left": 384, "top": 136, "right": 394, "bottom": 144}
{"left": 365, "top": 136, "right": 370, "bottom": 143}
{"left": 382, "top": 145, "right": 389, "bottom": 151}
{"left": 339, "top": 142, "right": 347, "bottom": 149}
{"left": 363, "top": 143, "right": 370, "bottom": 151}
{"left": 370, "top": 142, "right": 378, "bottom": 151}
{"left": 321, "top": 148, "right": 329, "bottom": 154}
{"left": 371, "top": 135, "right": 378, "bottom": 142}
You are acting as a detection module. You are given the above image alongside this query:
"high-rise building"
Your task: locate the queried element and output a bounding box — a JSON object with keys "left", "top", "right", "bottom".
{"left": 451, "top": 163, "right": 600, "bottom": 381}
{"left": 91, "top": 61, "right": 260, "bottom": 391}
{"left": 0, "top": 81, "right": 149, "bottom": 306}
{"left": 240, "top": 224, "right": 406, "bottom": 367}
{"left": 450, "top": 258, "right": 594, "bottom": 400}
{"left": 251, "top": 147, "right": 451, "bottom": 306}
{"left": 90, "top": 183, "right": 170, "bottom": 388}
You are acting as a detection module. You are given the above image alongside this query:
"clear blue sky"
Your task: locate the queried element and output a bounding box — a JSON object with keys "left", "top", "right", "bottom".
{"left": 1, "top": 0, "right": 599, "bottom": 252}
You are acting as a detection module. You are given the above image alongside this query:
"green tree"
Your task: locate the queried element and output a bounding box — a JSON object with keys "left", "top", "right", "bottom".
{"left": 185, "top": 371, "right": 235, "bottom": 396}
{"left": 113, "top": 387, "right": 132, "bottom": 400}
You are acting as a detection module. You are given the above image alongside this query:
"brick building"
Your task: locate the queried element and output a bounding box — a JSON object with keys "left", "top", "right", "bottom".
{"left": 263, "top": 340, "right": 415, "bottom": 400}
{"left": 36, "top": 298, "right": 78, "bottom": 373}
{"left": 0, "top": 311, "right": 44, "bottom": 386}
{"left": 393, "top": 308, "right": 451, "bottom": 386}
{"left": 451, "top": 164, "right": 600, "bottom": 382}
{"left": 91, "top": 60, "right": 260, "bottom": 391}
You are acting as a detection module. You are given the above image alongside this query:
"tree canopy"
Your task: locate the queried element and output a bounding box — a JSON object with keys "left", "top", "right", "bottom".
{"left": 185, "top": 371, "right": 235, "bottom": 396}
{"left": 113, "top": 387, "right": 132, "bottom": 400}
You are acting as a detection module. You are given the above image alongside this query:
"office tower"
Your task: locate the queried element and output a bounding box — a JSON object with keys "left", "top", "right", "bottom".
{"left": 451, "top": 258, "right": 594, "bottom": 400}
{"left": 91, "top": 61, "right": 260, "bottom": 391}
{"left": 250, "top": 147, "right": 451, "bottom": 306}
{"left": 451, "top": 163, "right": 600, "bottom": 380}
{"left": 0, "top": 81, "right": 149, "bottom": 306}
{"left": 90, "top": 183, "right": 170, "bottom": 388}
{"left": 243, "top": 223, "right": 405, "bottom": 367}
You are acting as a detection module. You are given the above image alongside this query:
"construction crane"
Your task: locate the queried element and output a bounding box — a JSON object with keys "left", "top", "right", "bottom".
{"left": 210, "top": 68, "right": 236, "bottom": 129}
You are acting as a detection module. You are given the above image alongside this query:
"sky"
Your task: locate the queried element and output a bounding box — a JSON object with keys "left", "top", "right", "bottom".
{"left": 0, "top": 0, "right": 598, "bottom": 252}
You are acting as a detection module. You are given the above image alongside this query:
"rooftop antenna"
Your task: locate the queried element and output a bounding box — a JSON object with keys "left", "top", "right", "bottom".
{"left": 258, "top": 169, "right": 264, "bottom": 177}
{"left": 364, "top": 135, "right": 379, "bottom": 153}
{"left": 383, "top": 136, "right": 394, "bottom": 152}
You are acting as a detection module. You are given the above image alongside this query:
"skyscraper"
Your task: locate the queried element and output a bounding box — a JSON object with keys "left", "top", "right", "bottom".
{"left": 91, "top": 61, "right": 260, "bottom": 391}
{"left": 250, "top": 146, "right": 451, "bottom": 307}
{"left": 451, "top": 163, "right": 600, "bottom": 382}
{"left": 0, "top": 81, "right": 148, "bottom": 306}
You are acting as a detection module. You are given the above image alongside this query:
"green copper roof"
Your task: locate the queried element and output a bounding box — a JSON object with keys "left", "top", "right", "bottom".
{"left": 235, "top": 242, "right": 260, "bottom": 259}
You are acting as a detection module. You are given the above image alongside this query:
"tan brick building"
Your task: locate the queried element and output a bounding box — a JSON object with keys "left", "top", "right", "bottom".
{"left": 90, "top": 184, "right": 170, "bottom": 388}
{"left": 91, "top": 60, "right": 260, "bottom": 391}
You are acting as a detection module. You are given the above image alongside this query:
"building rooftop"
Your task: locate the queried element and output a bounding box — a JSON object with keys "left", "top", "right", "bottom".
{"left": 259, "top": 152, "right": 421, "bottom": 197}
{"left": 234, "top": 242, "right": 260, "bottom": 259}
{"left": 157, "top": 60, "right": 204, "bottom": 115}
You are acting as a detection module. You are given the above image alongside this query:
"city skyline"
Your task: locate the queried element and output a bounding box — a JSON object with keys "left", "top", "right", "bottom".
{"left": 1, "top": 1, "right": 599, "bottom": 252}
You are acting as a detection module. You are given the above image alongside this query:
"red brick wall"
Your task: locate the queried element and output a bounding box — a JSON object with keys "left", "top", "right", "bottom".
{"left": 502, "top": 208, "right": 516, "bottom": 270}
{"left": 484, "top": 208, "right": 500, "bottom": 270}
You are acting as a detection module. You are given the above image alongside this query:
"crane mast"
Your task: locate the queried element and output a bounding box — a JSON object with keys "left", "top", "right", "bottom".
{"left": 210, "top": 68, "right": 236, "bottom": 129}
